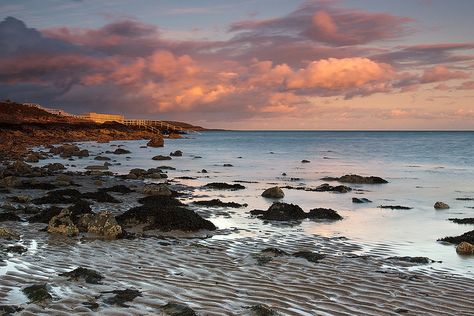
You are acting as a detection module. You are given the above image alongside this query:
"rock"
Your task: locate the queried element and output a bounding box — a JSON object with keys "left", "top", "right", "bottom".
{"left": 85, "top": 165, "right": 109, "bottom": 171}
{"left": 126, "top": 173, "right": 138, "bottom": 179}
{"left": 129, "top": 168, "right": 147, "bottom": 177}
{"left": 301, "top": 160, "right": 310, "bottom": 163}
{"left": 434, "top": 201, "right": 450, "bottom": 209}
{"left": 18, "top": 180, "right": 57, "bottom": 190}
{"left": 0, "top": 212, "right": 21, "bottom": 222}
{"left": 162, "top": 302, "right": 197, "bottom": 316}
{"left": 168, "top": 133, "right": 183, "bottom": 139}
{"left": 6, "top": 245, "right": 27, "bottom": 254}
{"left": 78, "top": 211, "right": 122, "bottom": 239}
{"left": 113, "top": 148, "right": 131, "bottom": 155}
{"left": 50, "top": 144, "right": 89, "bottom": 158}
{"left": 94, "top": 156, "right": 111, "bottom": 161}
{"left": 147, "top": 135, "right": 164, "bottom": 147}
{"left": 22, "top": 284, "right": 52, "bottom": 303}
{"left": 201, "top": 169, "right": 208, "bottom": 173}
{"left": 378, "top": 205, "right": 412, "bottom": 210}
{"left": 152, "top": 155, "right": 172, "bottom": 161}
{"left": 47, "top": 209, "right": 79, "bottom": 236}
{"left": 55, "top": 174, "right": 73, "bottom": 185}
{"left": 292, "top": 251, "right": 326, "bottom": 263}
{"left": 258, "top": 202, "right": 307, "bottom": 221}
{"left": 315, "top": 183, "right": 352, "bottom": 193}
{"left": 307, "top": 208, "right": 343, "bottom": 220}
{"left": 193, "top": 199, "right": 247, "bottom": 208}
{"left": 82, "top": 191, "right": 120, "bottom": 203}
{"left": 456, "top": 197, "right": 474, "bottom": 201}
{"left": 0, "top": 176, "right": 21, "bottom": 188}
{"left": 99, "top": 185, "right": 134, "bottom": 194}
{"left": 438, "top": 230, "right": 474, "bottom": 244}
{"left": 170, "top": 150, "right": 183, "bottom": 157}
{"left": 0, "top": 305, "right": 23, "bottom": 315}
{"left": 322, "top": 174, "right": 388, "bottom": 184}
{"left": 352, "top": 197, "right": 372, "bottom": 203}
{"left": 248, "top": 304, "right": 279, "bottom": 316}
{"left": 60, "top": 267, "right": 104, "bottom": 284}
{"left": 0, "top": 227, "right": 20, "bottom": 240}
{"left": 223, "top": 163, "right": 233, "bottom": 167}
{"left": 25, "top": 153, "right": 40, "bottom": 163}
{"left": 143, "top": 183, "right": 173, "bottom": 196}
{"left": 103, "top": 289, "right": 142, "bottom": 307}
{"left": 449, "top": 218, "right": 474, "bottom": 224}
{"left": 260, "top": 248, "right": 288, "bottom": 257}
{"left": 388, "top": 256, "right": 435, "bottom": 264}
{"left": 204, "top": 182, "right": 245, "bottom": 190}
{"left": 261, "top": 186, "right": 284, "bottom": 199}
{"left": 456, "top": 242, "right": 474, "bottom": 255}
{"left": 44, "top": 162, "right": 66, "bottom": 172}
{"left": 5, "top": 161, "right": 32, "bottom": 176}
{"left": 8, "top": 195, "right": 30, "bottom": 203}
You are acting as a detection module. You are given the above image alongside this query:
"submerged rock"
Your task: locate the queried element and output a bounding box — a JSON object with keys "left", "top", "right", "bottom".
{"left": 439, "top": 230, "right": 474, "bottom": 244}
{"left": 434, "top": 201, "right": 450, "bottom": 209}
{"left": 378, "top": 205, "right": 413, "bottom": 210}
{"left": 456, "top": 242, "right": 474, "bottom": 255}
{"left": 307, "top": 208, "right": 343, "bottom": 220}
{"left": 103, "top": 289, "right": 142, "bottom": 307}
{"left": 387, "top": 256, "right": 435, "bottom": 264}
{"left": 6, "top": 245, "right": 27, "bottom": 254}
{"left": 78, "top": 211, "right": 122, "bottom": 239}
{"left": 322, "top": 174, "right": 388, "bottom": 184}
{"left": 352, "top": 197, "right": 372, "bottom": 203}
{"left": 22, "top": 284, "right": 52, "bottom": 303}
{"left": 449, "top": 218, "right": 474, "bottom": 224}
{"left": 161, "top": 302, "right": 197, "bottom": 316}
{"left": 147, "top": 135, "right": 164, "bottom": 147}
{"left": 170, "top": 150, "right": 183, "bottom": 157}
{"left": 0, "top": 305, "right": 23, "bottom": 315}
{"left": 47, "top": 209, "right": 79, "bottom": 236}
{"left": 193, "top": 199, "right": 247, "bottom": 208}
{"left": 261, "top": 186, "right": 284, "bottom": 199}
{"left": 204, "top": 182, "right": 245, "bottom": 190}
{"left": 152, "top": 155, "right": 172, "bottom": 161}
{"left": 60, "top": 267, "right": 104, "bottom": 284}
{"left": 94, "top": 156, "right": 111, "bottom": 161}
{"left": 292, "top": 251, "right": 326, "bottom": 263}
{"left": 301, "top": 160, "right": 310, "bottom": 163}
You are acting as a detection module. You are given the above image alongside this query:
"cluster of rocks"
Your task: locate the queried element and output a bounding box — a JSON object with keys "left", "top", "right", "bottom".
{"left": 49, "top": 144, "right": 89, "bottom": 158}
{"left": 250, "top": 202, "right": 342, "bottom": 221}
{"left": 122, "top": 168, "right": 168, "bottom": 180}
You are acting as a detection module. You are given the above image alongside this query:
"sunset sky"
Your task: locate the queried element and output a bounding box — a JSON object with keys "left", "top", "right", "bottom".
{"left": 1, "top": 0, "right": 473, "bottom": 130}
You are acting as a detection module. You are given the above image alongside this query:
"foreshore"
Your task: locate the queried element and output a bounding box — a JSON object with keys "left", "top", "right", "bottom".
{"left": 1, "top": 104, "right": 474, "bottom": 315}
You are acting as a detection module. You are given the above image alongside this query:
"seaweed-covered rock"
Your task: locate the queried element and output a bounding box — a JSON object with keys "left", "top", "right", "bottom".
{"left": 47, "top": 209, "right": 79, "bottom": 236}
{"left": 162, "top": 302, "right": 197, "bottom": 316}
{"left": 32, "top": 188, "right": 82, "bottom": 205}
{"left": 77, "top": 211, "right": 122, "bottom": 239}
{"left": 352, "top": 197, "right": 372, "bottom": 203}
{"left": 248, "top": 304, "right": 279, "bottom": 316}
{"left": 103, "top": 289, "right": 142, "bottom": 307}
{"left": 456, "top": 242, "right": 474, "bottom": 255}
{"left": 257, "top": 203, "right": 307, "bottom": 221}
{"left": 99, "top": 185, "right": 134, "bottom": 194}
{"left": 261, "top": 186, "right": 284, "bottom": 199}
{"left": 322, "top": 174, "right": 388, "bottom": 184}
{"left": 82, "top": 191, "right": 120, "bottom": 203}
{"left": 449, "top": 218, "right": 474, "bottom": 224}
{"left": 152, "top": 155, "right": 171, "bottom": 161}
{"left": 439, "top": 230, "right": 474, "bottom": 245}
{"left": 143, "top": 183, "right": 172, "bottom": 196}
{"left": 0, "top": 227, "right": 20, "bottom": 240}
{"left": 147, "top": 135, "right": 164, "bottom": 147}
{"left": 60, "top": 267, "right": 104, "bottom": 284}
{"left": 193, "top": 199, "right": 247, "bottom": 208}
{"left": 204, "top": 182, "right": 245, "bottom": 190}
{"left": 292, "top": 251, "right": 326, "bottom": 263}
{"left": 307, "top": 208, "right": 343, "bottom": 220}
{"left": 434, "top": 201, "right": 450, "bottom": 209}
{"left": 387, "top": 256, "right": 434, "bottom": 264}
{"left": 315, "top": 183, "right": 352, "bottom": 193}
{"left": 22, "top": 284, "right": 52, "bottom": 303}
{"left": 0, "top": 305, "right": 23, "bottom": 315}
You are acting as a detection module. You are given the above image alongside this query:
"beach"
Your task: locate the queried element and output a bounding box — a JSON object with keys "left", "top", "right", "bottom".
{"left": 1, "top": 130, "right": 474, "bottom": 315}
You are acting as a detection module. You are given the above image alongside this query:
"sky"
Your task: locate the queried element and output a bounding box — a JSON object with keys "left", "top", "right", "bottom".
{"left": 0, "top": 0, "right": 473, "bottom": 130}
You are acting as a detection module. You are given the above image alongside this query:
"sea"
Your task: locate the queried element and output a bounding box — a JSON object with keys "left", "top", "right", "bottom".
{"left": 36, "top": 131, "right": 474, "bottom": 276}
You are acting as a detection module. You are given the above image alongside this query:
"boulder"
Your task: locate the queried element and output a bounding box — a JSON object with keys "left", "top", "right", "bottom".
{"left": 258, "top": 202, "right": 307, "bottom": 221}
{"left": 456, "top": 242, "right": 474, "bottom": 255}
{"left": 147, "top": 135, "right": 164, "bottom": 147}
{"left": 168, "top": 133, "right": 183, "bottom": 139}
{"left": 77, "top": 211, "right": 122, "bottom": 239}
{"left": 22, "top": 284, "right": 52, "bottom": 303}
{"left": 261, "top": 186, "right": 285, "bottom": 199}
{"left": 434, "top": 201, "right": 450, "bottom": 209}
{"left": 0, "top": 212, "right": 21, "bottom": 222}
{"left": 143, "top": 184, "right": 173, "bottom": 196}
{"left": 170, "top": 150, "right": 183, "bottom": 157}
{"left": 47, "top": 209, "right": 79, "bottom": 236}
{"left": 85, "top": 165, "right": 109, "bottom": 171}
{"left": 307, "top": 208, "right": 343, "bottom": 220}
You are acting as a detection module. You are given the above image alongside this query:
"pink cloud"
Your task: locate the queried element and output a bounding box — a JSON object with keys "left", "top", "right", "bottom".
{"left": 458, "top": 80, "right": 474, "bottom": 90}
{"left": 421, "top": 65, "right": 469, "bottom": 83}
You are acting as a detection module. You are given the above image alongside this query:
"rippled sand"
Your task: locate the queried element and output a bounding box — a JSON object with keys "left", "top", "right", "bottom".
{"left": 2, "top": 222, "right": 473, "bottom": 315}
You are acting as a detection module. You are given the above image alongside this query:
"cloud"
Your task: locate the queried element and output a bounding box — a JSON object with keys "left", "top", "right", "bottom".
{"left": 458, "top": 80, "right": 474, "bottom": 90}
{"left": 421, "top": 65, "right": 470, "bottom": 83}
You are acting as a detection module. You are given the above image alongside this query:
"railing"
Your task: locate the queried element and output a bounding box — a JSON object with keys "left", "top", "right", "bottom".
{"left": 122, "top": 119, "right": 185, "bottom": 133}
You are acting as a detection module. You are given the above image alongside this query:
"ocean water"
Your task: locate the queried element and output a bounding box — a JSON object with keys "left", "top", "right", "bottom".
{"left": 36, "top": 131, "right": 474, "bottom": 276}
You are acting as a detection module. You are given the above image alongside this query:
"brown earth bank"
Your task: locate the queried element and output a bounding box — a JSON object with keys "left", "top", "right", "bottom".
{"left": 0, "top": 101, "right": 203, "bottom": 160}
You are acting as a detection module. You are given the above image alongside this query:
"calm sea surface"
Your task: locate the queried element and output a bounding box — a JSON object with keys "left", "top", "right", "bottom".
{"left": 38, "top": 131, "right": 474, "bottom": 276}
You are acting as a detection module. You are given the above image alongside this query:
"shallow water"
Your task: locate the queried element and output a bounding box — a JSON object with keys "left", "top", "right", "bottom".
{"left": 34, "top": 131, "right": 474, "bottom": 276}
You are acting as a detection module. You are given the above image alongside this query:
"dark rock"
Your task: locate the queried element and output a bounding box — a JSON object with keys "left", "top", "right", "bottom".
{"left": 143, "top": 183, "right": 172, "bottom": 196}
{"left": 201, "top": 169, "right": 208, "bottom": 173}
{"left": 94, "top": 156, "right": 111, "bottom": 161}
{"left": 322, "top": 174, "right": 388, "bottom": 184}
{"left": 387, "top": 256, "right": 434, "bottom": 264}
{"left": 292, "top": 251, "right": 326, "bottom": 263}
{"left": 315, "top": 183, "right": 352, "bottom": 193}
{"left": 307, "top": 208, "right": 342, "bottom": 220}
{"left": 301, "top": 160, "right": 310, "bottom": 163}
{"left": 261, "top": 248, "right": 288, "bottom": 257}
{"left": 85, "top": 165, "right": 109, "bottom": 171}
{"left": 147, "top": 135, "right": 164, "bottom": 147}
{"left": 0, "top": 212, "right": 21, "bottom": 222}
{"left": 113, "top": 148, "right": 131, "bottom": 155}
{"left": 152, "top": 155, "right": 172, "bottom": 161}
{"left": 49, "top": 144, "right": 89, "bottom": 158}
{"left": 32, "top": 189, "right": 82, "bottom": 205}
{"left": 248, "top": 304, "right": 279, "bottom": 316}
{"left": 252, "top": 253, "right": 274, "bottom": 266}
{"left": 28, "top": 206, "right": 63, "bottom": 223}
{"left": 22, "top": 284, "right": 52, "bottom": 303}
{"left": 170, "top": 150, "right": 183, "bottom": 157}
{"left": 43, "top": 163, "right": 66, "bottom": 172}
{"left": 99, "top": 185, "right": 134, "bottom": 194}
{"left": 204, "top": 182, "right": 245, "bottom": 190}
{"left": 378, "top": 205, "right": 413, "bottom": 210}
{"left": 250, "top": 209, "right": 266, "bottom": 216}
{"left": 223, "top": 164, "right": 233, "bottom": 167}
{"left": 438, "top": 230, "right": 474, "bottom": 244}
{"left": 6, "top": 245, "right": 27, "bottom": 254}
{"left": 0, "top": 305, "right": 23, "bottom": 315}
{"left": 193, "top": 199, "right": 247, "bottom": 208}
{"left": 17, "top": 180, "right": 57, "bottom": 190}
{"left": 258, "top": 202, "right": 307, "bottom": 221}
{"left": 162, "top": 302, "right": 197, "bottom": 316}
{"left": 0, "top": 227, "right": 20, "bottom": 240}
{"left": 456, "top": 197, "right": 474, "bottom": 201}
{"left": 261, "top": 186, "right": 284, "bottom": 198}
{"left": 60, "top": 267, "right": 104, "bottom": 284}
{"left": 352, "top": 197, "right": 372, "bottom": 203}
{"left": 434, "top": 201, "right": 450, "bottom": 209}
{"left": 103, "top": 289, "right": 142, "bottom": 307}
{"left": 129, "top": 168, "right": 147, "bottom": 177}
{"left": 138, "top": 195, "right": 184, "bottom": 208}
{"left": 449, "top": 218, "right": 474, "bottom": 224}
{"left": 82, "top": 191, "right": 120, "bottom": 203}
